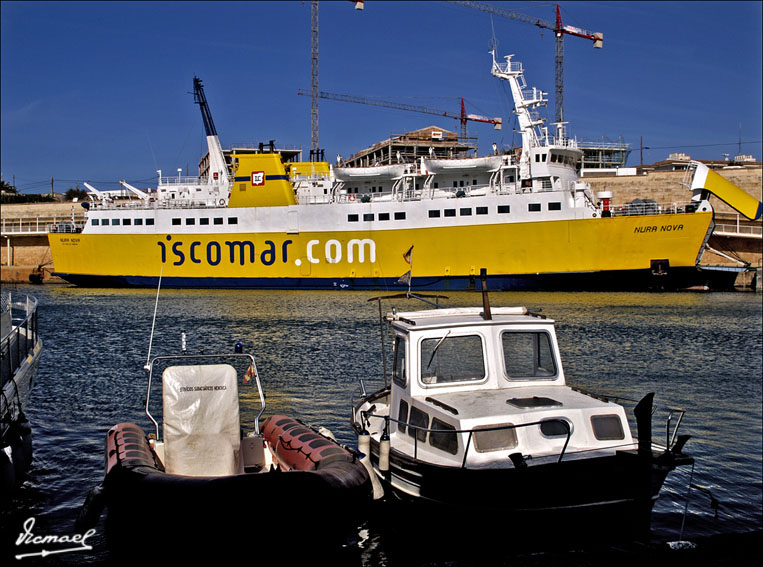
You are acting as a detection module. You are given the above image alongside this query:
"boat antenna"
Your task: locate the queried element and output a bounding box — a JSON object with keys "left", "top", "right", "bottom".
{"left": 480, "top": 268, "right": 492, "bottom": 320}
{"left": 144, "top": 268, "right": 163, "bottom": 370}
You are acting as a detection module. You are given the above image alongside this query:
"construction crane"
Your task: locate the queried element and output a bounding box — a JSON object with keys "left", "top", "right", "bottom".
{"left": 297, "top": 89, "right": 502, "bottom": 140}
{"left": 450, "top": 1, "right": 603, "bottom": 124}
{"left": 310, "top": 1, "right": 365, "bottom": 162}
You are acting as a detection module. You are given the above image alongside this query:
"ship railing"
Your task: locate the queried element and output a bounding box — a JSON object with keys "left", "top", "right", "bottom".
{"left": 1, "top": 293, "right": 39, "bottom": 393}
{"left": 158, "top": 175, "right": 206, "bottom": 186}
{"left": 570, "top": 387, "right": 688, "bottom": 451}
{"left": 609, "top": 200, "right": 704, "bottom": 216}
{"left": 86, "top": 198, "right": 226, "bottom": 211}
{"left": 47, "top": 221, "right": 84, "bottom": 233}
{"left": 713, "top": 221, "right": 762, "bottom": 238}
{"left": 371, "top": 414, "right": 585, "bottom": 468}
{"left": 2, "top": 216, "right": 85, "bottom": 235}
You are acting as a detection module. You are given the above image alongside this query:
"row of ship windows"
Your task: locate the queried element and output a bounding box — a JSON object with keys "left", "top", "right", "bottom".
{"left": 346, "top": 202, "right": 562, "bottom": 222}
{"left": 92, "top": 203, "right": 561, "bottom": 227}
{"left": 91, "top": 217, "right": 239, "bottom": 226}
{"left": 92, "top": 218, "right": 155, "bottom": 226}
{"left": 346, "top": 180, "right": 487, "bottom": 194}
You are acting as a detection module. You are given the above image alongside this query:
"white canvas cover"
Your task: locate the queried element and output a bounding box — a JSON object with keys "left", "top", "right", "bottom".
{"left": 162, "top": 364, "right": 240, "bottom": 476}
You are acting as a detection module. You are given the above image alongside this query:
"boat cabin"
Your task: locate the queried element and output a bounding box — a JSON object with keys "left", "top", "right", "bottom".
{"left": 384, "top": 307, "right": 635, "bottom": 468}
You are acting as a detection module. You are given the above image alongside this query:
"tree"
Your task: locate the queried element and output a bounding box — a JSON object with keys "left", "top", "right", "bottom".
{"left": 1, "top": 178, "right": 17, "bottom": 193}
{"left": 65, "top": 187, "right": 88, "bottom": 201}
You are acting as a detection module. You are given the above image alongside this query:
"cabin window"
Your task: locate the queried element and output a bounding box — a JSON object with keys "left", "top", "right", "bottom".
{"left": 214, "top": 217, "right": 224, "bottom": 225}
{"left": 549, "top": 202, "right": 562, "bottom": 211}
{"left": 393, "top": 336, "right": 407, "bottom": 387}
{"left": 539, "top": 419, "right": 571, "bottom": 438}
{"left": 134, "top": 218, "right": 143, "bottom": 226}
{"left": 528, "top": 203, "right": 541, "bottom": 212}
{"left": 395, "top": 212, "right": 406, "bottom": 220}
{"left": 408, "top": 407, "right": 429, "bottom": 443}
{"left": 186, "top": 218, "right": 195, "bottom": 225}
{"left": 200, "top": 218, "right": 209, "bottom": 225}
{"left": 91, "top": 219, "right": 99, "bottom": 226}
{"left": 363, "top": 213, "right": 374, "bottom": 222}
{"left": 444, "top": 209, "right": 456, "bottom": 217}
{"left": 473, "top": 424, "right": 517, "bottom": 452}
{"left": 420, "top": 334, "right": 485, "bottom": 385}
{"left": 460, "top": 208, "right": 472, "bottom": 216}
{"left": 429, "top": 418, "right": 458, "bottom": 455}
{"left": 453, "top": 181, "right": 458, "bottom": 188}
{"left": 502, "top": 331, "right": 557, "bottom": 380}
{"left": 472, "top": 179, "right": 477, "bottom": 186}
{"left": 591, "top": 415, "right": 625, "bottom": 441}
{"left": 378, "top": 213, "right": 390, "bottom": 221}
{"left": 172, "top": 218, "right": 181, "bottom": 225}
{"left": 348, "top": 214, "right": 359, "bottom": 222}
{"left": 146, "top": 218, "right": 155, "bottom": 226}
{"left": 429, "top": 210, "right": 441, "bottom": 218}
{"left": 228, "top": 217, "right": 238, "bottom": 225}
{"left": 397, "top": 400, "right": 409, "bottom": 435}
{"left": 122, "top": 218, "right": 132, "bottom": 226}
{"left": 498, "top": 205, "right": 510, "bottom": 214}
{"left": 476, "top": 207, "right": 488, "bottom": 215}
{"left": 111, "top": 219, "right": 120, "bottom": 226}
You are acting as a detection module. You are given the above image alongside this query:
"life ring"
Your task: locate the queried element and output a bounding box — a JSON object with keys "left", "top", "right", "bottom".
{"left": 348, "top": 195, "right": 356, "bottom": 202}
{"left": 219, "top": 199, "right": 226, "bottom": 206}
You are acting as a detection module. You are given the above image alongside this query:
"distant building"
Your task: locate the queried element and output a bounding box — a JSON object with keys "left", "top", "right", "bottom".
{"left": 642, "top": 152, "right": 761, "bottom": 173}
{"left": 339, "top": 126, "right": 477, "bottom": 167}
{"left": 578, "top": 137, "right": 632, "bottom": 170}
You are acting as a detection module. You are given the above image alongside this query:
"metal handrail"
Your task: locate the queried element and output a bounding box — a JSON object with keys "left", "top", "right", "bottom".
{"left": 144, "top": 352, "right": 265, "bottom": 440}
{"left": 363, "top": 413, "right": 572, "bottom": 468}
{"left": 570, "top": 386, "right": 686, "bottom": 450}
{"left": 1, "top": 294, "right": 39, "bottom": 392}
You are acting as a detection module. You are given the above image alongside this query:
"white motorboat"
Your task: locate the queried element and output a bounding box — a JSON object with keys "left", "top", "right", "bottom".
{"left": 352, "top": 275, "right": 693, "bottom": 536}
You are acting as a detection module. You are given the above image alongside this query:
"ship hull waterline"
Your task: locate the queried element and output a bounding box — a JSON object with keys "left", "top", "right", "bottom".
{"left": 49, "top": 211, "right": 734, "bottom": 290}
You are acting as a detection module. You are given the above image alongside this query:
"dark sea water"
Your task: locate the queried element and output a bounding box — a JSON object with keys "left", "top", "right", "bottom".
{"left": 1, "top": 284, "right": 761, "bottom": 565}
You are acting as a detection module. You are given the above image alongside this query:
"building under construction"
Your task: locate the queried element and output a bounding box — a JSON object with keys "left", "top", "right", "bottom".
{"left": 339, "top": 126, "right": 478, "bottom": 167}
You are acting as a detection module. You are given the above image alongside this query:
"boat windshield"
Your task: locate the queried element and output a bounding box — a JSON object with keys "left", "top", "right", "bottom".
{"left": 502, "top": 331, "right": 557, "bottom": 379}
{"left": 420, "top": 334, "right": 485, "bottom": 385}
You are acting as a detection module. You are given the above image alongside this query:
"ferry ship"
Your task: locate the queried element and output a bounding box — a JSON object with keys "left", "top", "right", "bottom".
{"left": 48, "top": 52, "right": 761, "bottom": 291}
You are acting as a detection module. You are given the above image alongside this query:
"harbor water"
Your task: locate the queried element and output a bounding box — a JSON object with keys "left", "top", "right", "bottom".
{"left": 1, "top": 284, "right": 761, "bottom": 564}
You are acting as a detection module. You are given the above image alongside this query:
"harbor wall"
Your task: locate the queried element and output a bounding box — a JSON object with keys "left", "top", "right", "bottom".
{"left": 2, "top": 169, "right": 760, "bottom": 286}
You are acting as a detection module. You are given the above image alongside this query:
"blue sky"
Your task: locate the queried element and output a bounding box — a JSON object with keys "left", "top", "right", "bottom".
{"left": 2, "top": 1, "right": 761, "bottom": 193}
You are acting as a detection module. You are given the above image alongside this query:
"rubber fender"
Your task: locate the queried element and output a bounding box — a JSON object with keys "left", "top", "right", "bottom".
{"left": 106, "top": 423, "right": 159, "bottom": 475}
{"left": 261, "top": 415, "right": 354, "bottom": 472}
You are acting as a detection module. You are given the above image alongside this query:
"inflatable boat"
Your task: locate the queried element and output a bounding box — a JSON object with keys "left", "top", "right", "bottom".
{"left": 77, "top": 350, "right": 371, "bottom": 550}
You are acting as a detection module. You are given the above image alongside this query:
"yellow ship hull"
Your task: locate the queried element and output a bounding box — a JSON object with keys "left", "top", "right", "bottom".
{"left": 49, "top": 210, "right": 728, "bottom": 290}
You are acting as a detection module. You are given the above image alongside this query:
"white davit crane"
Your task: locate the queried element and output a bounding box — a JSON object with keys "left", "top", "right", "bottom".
{"left": 119, "top": 180, "right": 150, "bottom": 201}
{"left": 83, "top": 182, "right": 106, "bottom": 201}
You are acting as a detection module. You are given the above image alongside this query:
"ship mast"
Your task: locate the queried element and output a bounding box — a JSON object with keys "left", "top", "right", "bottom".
{"left": 490, "top": 51, "right": 548, "bottom": 181}
{"left": 193, "top": 76, "right": 229, "bottom": 185}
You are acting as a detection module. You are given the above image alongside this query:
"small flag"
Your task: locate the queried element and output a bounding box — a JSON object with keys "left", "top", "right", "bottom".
{"left": 244, "top": 363, "right": 255, "bottom": 384}
{"left": 397, "top": 270, "right": 411, "bottom": 285}
{"left": 403, "top": 245, "right": 414, "bottom": 265}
